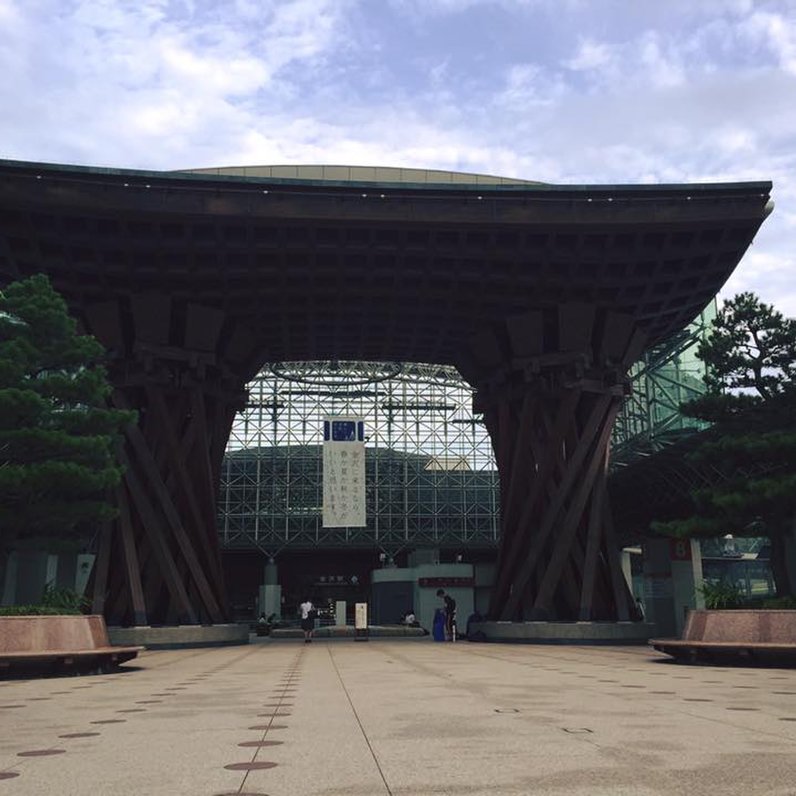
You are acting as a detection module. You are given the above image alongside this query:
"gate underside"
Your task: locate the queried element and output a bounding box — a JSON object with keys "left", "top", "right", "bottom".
{"left": 0, "top": 160, "right": 771, "bottom": 624}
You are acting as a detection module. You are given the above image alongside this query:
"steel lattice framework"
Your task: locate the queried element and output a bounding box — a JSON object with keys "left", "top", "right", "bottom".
{"left": 217, "top": 305, "right": 712, "bottom": 555}
{"left": 219, "top": 362, "right": 499, "bottom": 554}
{"left": 611, "top": 303, "right": 715, "bottom": 466}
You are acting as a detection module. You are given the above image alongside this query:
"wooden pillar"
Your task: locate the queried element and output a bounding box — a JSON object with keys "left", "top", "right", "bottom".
{"left": 82, "top": 296, "right": 252, "bottom": 626}
{"left": 462, "top": 305, "right": 647, "bottom": 623}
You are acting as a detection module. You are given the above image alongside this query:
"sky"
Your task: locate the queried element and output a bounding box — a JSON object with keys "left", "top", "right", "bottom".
{"left": 1, "top": 0, "right": 794, "bottom": 316}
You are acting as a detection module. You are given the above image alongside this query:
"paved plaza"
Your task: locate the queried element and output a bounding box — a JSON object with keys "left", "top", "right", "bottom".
{"left": 1, "top": 639, "right": 796, "bottom": 795}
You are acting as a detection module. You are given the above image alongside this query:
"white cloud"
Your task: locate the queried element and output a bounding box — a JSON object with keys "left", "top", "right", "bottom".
{"left": 639, "top": 33, "right": 685, "bottom": 87}
{"left": 565, "top": 39, "right": 616, "bottom": 72}
{"left": 741, "top": 9, "right": 796, "bottom": 75}
{"left": 388, "top": 0, "right": 556, "bottom": 15}
{"left": 0, "top": 0, "right": 21, "bottom": 24}
{"left": 498, "top": 63, "right": 566, "bottom": 107}
{"left": 0, "top": 0, "right": 794, "bottom": 316}
{"left": 158, "top": 36, "right": 269, "bottom": 95}
{"left": 721, "top": 248, "right": 796, "bottom": 319}
{"left": 713, "top": 127, "right": 757, "bottom": 155}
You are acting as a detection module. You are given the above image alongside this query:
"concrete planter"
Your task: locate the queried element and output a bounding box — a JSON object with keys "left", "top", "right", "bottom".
{"left": 270, "top": 625, "right": 427, "bottom": 639}
{"left": 107, "top": 623, "right": 249, "bottom": 649}
{"left": 469, "top": 620, "right": 656, "bottom": 645}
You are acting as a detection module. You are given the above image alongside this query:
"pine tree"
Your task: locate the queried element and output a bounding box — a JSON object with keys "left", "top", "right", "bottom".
{"left": 0, "top": 275, "right": 133, "bottom": 593}
{"left": 652, "top": 293, "right": 796, "bottom": 595}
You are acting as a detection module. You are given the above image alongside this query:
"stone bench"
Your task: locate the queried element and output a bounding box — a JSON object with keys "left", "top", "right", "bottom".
{"left": 0, "top": 615, "right": 142, "bottom": 675}
{"left": 650, "top": 609, "right": 796, "bottom": 664}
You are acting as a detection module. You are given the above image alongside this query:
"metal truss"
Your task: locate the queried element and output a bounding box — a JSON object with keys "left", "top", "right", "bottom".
{"left": 219, "top": 362, "right": 499, "bottom": 553}
{"left": 612, "top": 302, "right": 716, "bottom": 467}
{"left": 218, "top": 304, "right": 715, "bottom": 554}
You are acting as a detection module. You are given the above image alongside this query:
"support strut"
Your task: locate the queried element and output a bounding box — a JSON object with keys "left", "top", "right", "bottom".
{"left": 459, "top": 305, "right": 647, "bottom": 622}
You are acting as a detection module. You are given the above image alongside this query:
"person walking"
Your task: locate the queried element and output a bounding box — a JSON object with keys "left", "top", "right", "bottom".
{"left": 300, "top": 598, "right": 315, "bottom": 643}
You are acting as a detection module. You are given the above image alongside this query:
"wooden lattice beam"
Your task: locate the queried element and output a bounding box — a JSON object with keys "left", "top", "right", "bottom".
{"left": 81, "top": 297, "right": 249, "bottom": 626}
{"left": 474, "top": 306, "right": 645, "bottom": 622}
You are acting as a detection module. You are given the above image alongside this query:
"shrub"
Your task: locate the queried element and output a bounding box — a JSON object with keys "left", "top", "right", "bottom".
{"left": 700, "top": 580, "right": 744, "bottom": 609}
{"left": 40, "top": 583, "right": 89, "bottom": 614}
{"left": 0, "top": 584, "right": 89, "bottom": 616}
{"left": 0, "top": 605, "right": 82, "bottom": 616}
{"left": 760, "top": 595, "right": 796, "bottom": 610}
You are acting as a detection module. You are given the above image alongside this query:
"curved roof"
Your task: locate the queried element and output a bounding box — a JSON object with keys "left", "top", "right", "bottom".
{"left": 179, "top": 164, "right": 546, "bottom": 187}
{"left": 0, "top": 158, "right": 772, "bottom": 382}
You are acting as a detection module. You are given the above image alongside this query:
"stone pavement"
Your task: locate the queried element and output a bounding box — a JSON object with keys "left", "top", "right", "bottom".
{"left": 1, "top": 638, "right": 796, "bottom": 795}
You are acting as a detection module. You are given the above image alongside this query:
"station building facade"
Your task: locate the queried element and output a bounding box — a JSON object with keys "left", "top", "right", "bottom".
{"left": 217, "top": 307, "right": 714, "bottom": 621}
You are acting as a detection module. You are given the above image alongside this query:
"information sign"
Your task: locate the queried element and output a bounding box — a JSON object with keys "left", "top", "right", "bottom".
{"left": 323, "top": 417, "right": 366, "bottom": 527}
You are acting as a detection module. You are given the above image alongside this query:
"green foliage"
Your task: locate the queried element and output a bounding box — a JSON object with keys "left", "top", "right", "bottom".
{"left": 0, "top": 275, "right": 133, "bottom": 547}
{"left": 653, "top": 292, "right": 796, "bottom": 594}
{"left": 699, "top": 580, "right": 744, "bottom": 610}
{"left": 40, "top": 582, "right": 89, "bottom": 614}
{"left": 652, "top": 515, "right": 726, "bottom": 538}
{"left": 760, "top": 595, "right": 796, "bottom": 610}
{"left": 0, "top": 582, "right": 89, "bottom": 615}
{"left": 0, "top": 604, "right": 83, "bottom": 616}
{"left": 693, "top": 292, "right": 796, "bottom": 402}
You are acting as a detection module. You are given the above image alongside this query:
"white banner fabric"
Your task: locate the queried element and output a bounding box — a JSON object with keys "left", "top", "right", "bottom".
{"left": 322, "top": 417, "right": 366, "bottom": 527}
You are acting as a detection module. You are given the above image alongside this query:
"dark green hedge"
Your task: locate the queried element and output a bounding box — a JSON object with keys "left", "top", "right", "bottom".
{"left": 754, "top": 596, "right": 796, "bottom": 610}
{"left": 0, "top": 605, "right": 83, "bottom": 616}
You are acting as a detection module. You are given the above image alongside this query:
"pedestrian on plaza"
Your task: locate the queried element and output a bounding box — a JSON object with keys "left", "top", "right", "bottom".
{"left": 300, "top": 597, "right": 316, "bottom": 643}
{"left": 436, "top": 589, "right": 457, "bottom": 641}
{"left": 465, "top": 609, "right": 483, "bottom": 640}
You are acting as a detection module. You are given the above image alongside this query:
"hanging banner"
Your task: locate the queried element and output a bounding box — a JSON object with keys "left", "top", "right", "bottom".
{"left": 322, "top": 417, "right": 366, "bottom": 527}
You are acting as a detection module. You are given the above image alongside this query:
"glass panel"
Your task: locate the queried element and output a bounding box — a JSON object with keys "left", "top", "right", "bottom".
{"left": 219, "top": 362, "right": 499, "bottom": 551}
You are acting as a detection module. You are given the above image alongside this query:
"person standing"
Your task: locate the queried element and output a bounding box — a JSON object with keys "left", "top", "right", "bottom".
{"left": 436, "top": 589, "right": 457, "bottom": 642}
{"left": 300, "top": 598, "right": 315, "bottom": 643}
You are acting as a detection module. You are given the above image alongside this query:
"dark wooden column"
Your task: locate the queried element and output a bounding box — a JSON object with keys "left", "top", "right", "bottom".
{"left": 84, "top": 295, "right": 256, "bottom": 626}
{"left": 460, "top": 305, "right": 647, "bottom": 622}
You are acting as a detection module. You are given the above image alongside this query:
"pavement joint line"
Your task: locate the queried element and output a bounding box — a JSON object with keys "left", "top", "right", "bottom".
{"left": 673, "top": 706, "right": 796, "bottom": 744}
{"left": 238, "top": 648, "right": 302, "bottom": 793}
{"left": 449, "top": 644, "right": 662, "bottom": 672}
{"left": 327, "top": 646, "right": 393, "bottom": 796}
{"left": 20, "top": 644, "right": 778, "bottom": 792}
{"left": 414, "top": 644, "right": 796, "bottom": 731}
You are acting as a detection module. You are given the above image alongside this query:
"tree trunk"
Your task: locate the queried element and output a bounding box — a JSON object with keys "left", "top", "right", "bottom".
{"left": 0, "top": 546, "right": 9, "bottom": 605}
{"left": 769, "top": 532, "right": 794, "bottom": 598}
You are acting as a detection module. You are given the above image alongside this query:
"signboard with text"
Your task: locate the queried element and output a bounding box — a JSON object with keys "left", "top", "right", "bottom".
{"left": 322, "top": 417, "right": 366, "bottom": 527}
{"left": 418, "top": 577, "right": 475, "bottom": 588}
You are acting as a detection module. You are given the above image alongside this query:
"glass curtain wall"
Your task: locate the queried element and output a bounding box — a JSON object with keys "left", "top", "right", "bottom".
{"left": 612, "top": 302, "right": 716, "bottom": 465}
